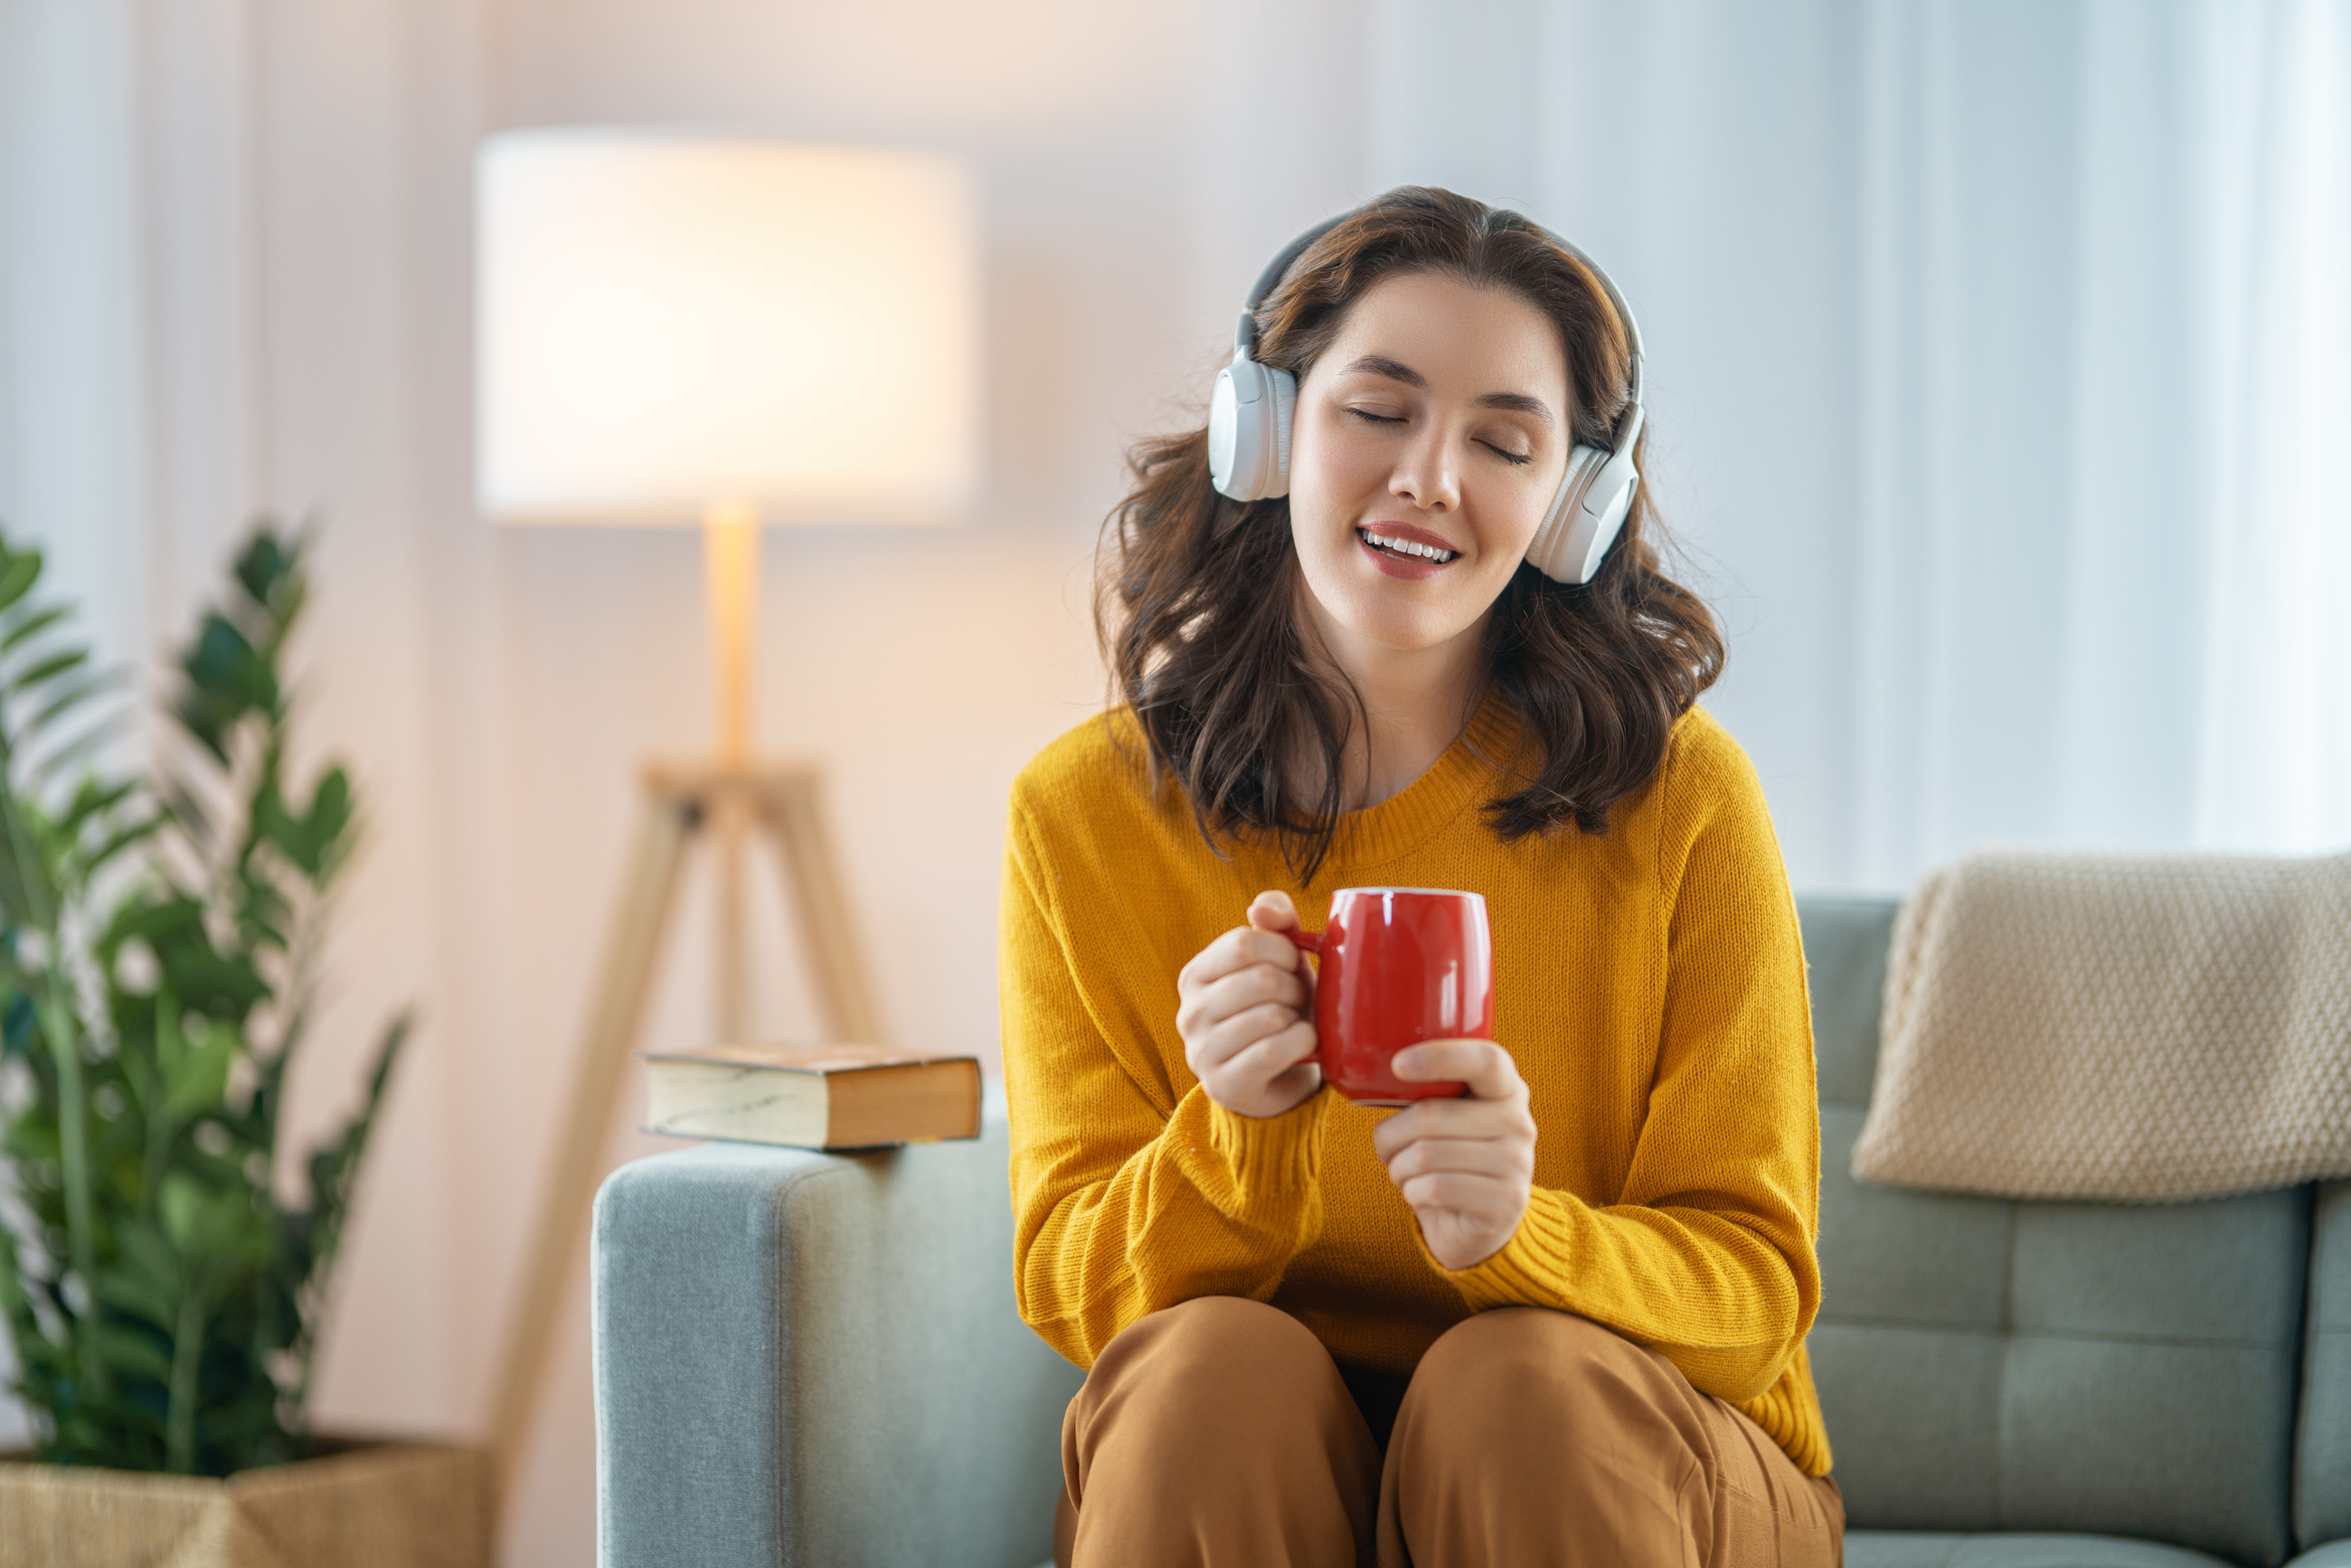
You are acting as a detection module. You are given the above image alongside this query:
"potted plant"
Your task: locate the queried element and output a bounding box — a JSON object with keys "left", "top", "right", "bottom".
{"left": 0, "top": 525, "right": 488, "bottom": 1565}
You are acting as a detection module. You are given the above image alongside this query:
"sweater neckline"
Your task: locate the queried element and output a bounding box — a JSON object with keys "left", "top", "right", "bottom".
{"left": 1320, "top": 688, "right": 1521, "bottom": 874}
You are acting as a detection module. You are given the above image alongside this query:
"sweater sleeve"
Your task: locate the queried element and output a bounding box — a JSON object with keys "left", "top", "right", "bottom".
{"left": 999, "top": 798, "right": 1331, "bottom": 1369}
{"left": 1440, "top": 722, "right": 1823, "bottom": 1409}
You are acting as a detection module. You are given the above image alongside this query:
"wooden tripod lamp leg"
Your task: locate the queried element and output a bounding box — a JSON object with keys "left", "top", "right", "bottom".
{"left": 488, "top": 786, "right": 696, "bottom": 1483}
{"left": 762, "top": 770, "right": 883, "bottom": 1044}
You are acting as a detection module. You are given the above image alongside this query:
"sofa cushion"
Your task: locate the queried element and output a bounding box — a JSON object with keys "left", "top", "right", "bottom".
{"left": 2300, "top": 1181, "right": 2351, "bottom": 1550}
{"left": 1799, "top": 898, "right": 2309, "bottom": 1568}
{"left": 1844, "top": 1532, "right": 2234, "bottom": 1567}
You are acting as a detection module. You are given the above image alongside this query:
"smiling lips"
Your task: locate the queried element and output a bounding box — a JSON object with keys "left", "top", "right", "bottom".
{"left": 1356, "top": 524, "right": 1460, "bottom": 580}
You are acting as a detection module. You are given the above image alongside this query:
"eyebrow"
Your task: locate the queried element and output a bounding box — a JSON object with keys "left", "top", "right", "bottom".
{"left": 1340, "top": 354, "right": 1556, "bottom": 428}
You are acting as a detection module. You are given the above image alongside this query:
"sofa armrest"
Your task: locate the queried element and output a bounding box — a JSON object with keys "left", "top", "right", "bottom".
{"left": 592, "top": 1114, "right": 1081, "bottom": 1568}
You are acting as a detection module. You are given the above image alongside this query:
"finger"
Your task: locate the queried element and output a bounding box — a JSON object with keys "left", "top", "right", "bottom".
{"left": 1210, "top": 1019, "right": 1320, "bottom": 1090}
{"left": 1191, "top": 1003, "right": 1310, "bottom": 1075}
{"left": 1262, "top": 1058, "right": 1324, "bottom": 1104}
{"left": 1380, "top": 1136, "right": 1528, "bottom": 1185}
{"left": 1198, "top": 961, "right": 1307, "bottom": 1022}
{"left": 1391, "top": 1039, "right": 1523, "bottom": 1100}
{"left": 1246, "top": 890, "right": 1300, "bottom": 932}
{"left": 1180, "top": 967, "right": 1306, "bottom": 1048}
{"left": 1180, "top": 925, "right": 1305, "bottom": 994}
{"left": 1371, "top": 1096, "right": 1531, "bottom": 1159}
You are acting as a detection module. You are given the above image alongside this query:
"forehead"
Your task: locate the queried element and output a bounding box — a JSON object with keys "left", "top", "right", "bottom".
{"left": 1319, "top": 270, "right": 1569, "bottom": 399}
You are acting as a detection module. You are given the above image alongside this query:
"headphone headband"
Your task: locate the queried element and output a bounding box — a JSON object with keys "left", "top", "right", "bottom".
{"left": 1232, "top": 207, "right": 1646, "bottom": 449}
{"left": 1233, "top": 215, "right": 1346, "bottom": 355}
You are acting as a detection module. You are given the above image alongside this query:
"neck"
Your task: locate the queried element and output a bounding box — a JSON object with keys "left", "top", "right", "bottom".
{"left": 1301, "top": 599, "right": 1488, "bottom": 813}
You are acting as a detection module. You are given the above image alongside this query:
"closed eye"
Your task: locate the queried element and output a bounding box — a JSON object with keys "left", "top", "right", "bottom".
{"left": 1346, "top": 406, "right": 1534, "bottom": 465}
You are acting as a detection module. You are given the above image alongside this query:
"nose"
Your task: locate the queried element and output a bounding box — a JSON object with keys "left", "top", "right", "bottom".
{"left": 1388, "top": 422, "right": 1459, "bottom": 513}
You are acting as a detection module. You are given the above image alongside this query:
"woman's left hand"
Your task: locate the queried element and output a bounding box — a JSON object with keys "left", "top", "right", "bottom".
{"left": 1371, "top": 1040, "right": 1537, "bottom": 1270}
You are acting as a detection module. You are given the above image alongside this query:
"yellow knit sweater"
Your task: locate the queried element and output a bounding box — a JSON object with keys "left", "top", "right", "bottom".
{"left": 999, "top": 695, "right": 1832, "bottom": 1477}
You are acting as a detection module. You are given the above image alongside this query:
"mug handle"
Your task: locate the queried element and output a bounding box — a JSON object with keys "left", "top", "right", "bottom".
{"left": 1283, "top": 928, "right": 1324, "bottom": 958}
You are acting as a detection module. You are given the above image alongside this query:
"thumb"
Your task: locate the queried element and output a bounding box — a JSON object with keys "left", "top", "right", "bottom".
{"left": 1246, "top": 889, "right": 1300, "bottom": 932}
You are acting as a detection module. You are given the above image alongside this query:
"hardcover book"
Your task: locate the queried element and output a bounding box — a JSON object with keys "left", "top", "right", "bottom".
{"left": 638, "top": 1043, "right": 982, "bottom": 1149}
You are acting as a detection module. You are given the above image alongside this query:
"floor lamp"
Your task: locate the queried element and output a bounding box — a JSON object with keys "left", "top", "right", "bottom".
{"left": 471, "top": 131, "right": 980, "bottom": 1486}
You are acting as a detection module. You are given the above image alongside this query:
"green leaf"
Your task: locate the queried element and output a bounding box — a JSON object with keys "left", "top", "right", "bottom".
{"left": 1, "top": 603, "right": 71, "bottom": 656}
{"left": 3, "top": 988, "right": 42, "bottom": 1057}
{"left": 58, "top": 777, "right": 137, "bottom": 841}
{"left": 11, "top": 646, "right": 89, "bottom": 694}
{"left": 299, "top": 768, "right": 353, "bottom": 878}
{"left": 161, "top": 947, "right": 269, "bottom": 1020}
{"left": 157, "top": 1175, "right": 273, "bottom": 1297}
{"left": 0, "top": 549, "right": 41, "bottom": 613}
{"left": 90, "top": 1321, "right": 175, "bottom": 1384}
{"left": 24, "top": 671, "right": 123, "bottom": 742}
{"left": 161, "top": 1018, "right": 235, "bottom": 1122}
{"left": 0, "top": 1217, "right": 43, "bottom": 1342}
{"left": 157, "top": 1173, "right": 207, "bottom": 1256}
{"left": 116, "top": 1220, "right": 184, "bottom": 1302}
{"left": 24, "top": 713, "right": 129, "bottom": 789}
{"left": 74, "top": 813, "right": 159, "bottom": 880}
{"left": 175, "top": 613, "right": 279, "bottom": 763}
{"left": 233, "top": 533, "right": 300, "bottom": 624}
{"left": 5, "top": 1116, "right": 62, "bottom": 1165}
{"left": 95, "top": 1266, "right": 180, "bottom": 1328}
{"left": 157, "top": 774, "right": 212, "bottom": 845}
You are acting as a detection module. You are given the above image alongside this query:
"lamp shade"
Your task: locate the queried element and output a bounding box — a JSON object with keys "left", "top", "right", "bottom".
{"left": 476, "top": 131, "right": 979, "bottom": 526}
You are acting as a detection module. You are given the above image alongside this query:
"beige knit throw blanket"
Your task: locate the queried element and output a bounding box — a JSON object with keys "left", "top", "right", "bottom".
{"left": 1852, "top": 847, "right": 2351, "bottom": 1202}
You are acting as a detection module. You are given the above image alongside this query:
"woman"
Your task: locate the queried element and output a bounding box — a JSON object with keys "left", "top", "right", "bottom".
{"left": 1000, "top": 186, "right": 1838, "bottom": 1567}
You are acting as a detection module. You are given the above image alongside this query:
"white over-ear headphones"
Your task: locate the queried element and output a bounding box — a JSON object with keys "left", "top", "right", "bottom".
{"left": 1206, "top": 211, "right": 1648, "bottom": 586}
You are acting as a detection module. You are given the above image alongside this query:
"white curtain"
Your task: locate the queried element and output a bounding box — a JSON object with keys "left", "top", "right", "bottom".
{"left": 0, "top": 0, "right": 151, "bottom": 666}
{"left": 1354, "top": 0, "right": 2350, "bottom": 889}
{"left": 1852, "top": 0, "right": 2351, "bottom": 883}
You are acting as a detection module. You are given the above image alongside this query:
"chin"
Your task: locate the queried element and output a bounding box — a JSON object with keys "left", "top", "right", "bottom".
{"left": 1328, "top": 590, "right": 1477, "bottom": 653}
{"left": 1297, "top": 535, "right": 1506, "bottom": 653}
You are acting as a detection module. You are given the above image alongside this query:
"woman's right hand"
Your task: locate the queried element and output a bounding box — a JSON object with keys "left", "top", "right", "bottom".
{"left": 1176, "top": 890, "right": 1323, "bottom": 1119}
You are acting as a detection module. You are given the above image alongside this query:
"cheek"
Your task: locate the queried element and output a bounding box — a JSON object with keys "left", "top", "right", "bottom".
{"left": 1289, "top": 411, "right": 1383, "bottom": 524}
{"left": 1475, "top": 465, "right": 1559, "bottom": 563}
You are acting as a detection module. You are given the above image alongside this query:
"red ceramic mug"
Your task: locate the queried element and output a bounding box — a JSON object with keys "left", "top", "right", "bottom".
{"left": 1285, "top": 887, "right": 1494, "bottom": 1105}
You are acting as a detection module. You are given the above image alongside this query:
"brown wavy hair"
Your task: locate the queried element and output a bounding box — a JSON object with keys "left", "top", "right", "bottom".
{"left": 1097, "top": 186, "right": 1723, "bottom": 883}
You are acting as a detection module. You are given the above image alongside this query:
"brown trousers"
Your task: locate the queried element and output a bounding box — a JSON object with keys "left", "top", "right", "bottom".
{"left": 1055, "top": 1297, "right": 1842, "bottom": 1568}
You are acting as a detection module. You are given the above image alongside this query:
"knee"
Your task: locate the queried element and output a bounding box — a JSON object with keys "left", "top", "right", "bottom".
{"left": 1092, "top": 1296, "right": 1331, "bottom": 1408}
{"left": 1072, "top": 1298, "right": 1346, "bottom": 1478}
{"left": 1420, "top": 1308, "right": 1622, "bottom": 1385}
{"left": 1407, "top": 1310, "right": 1676, "bottom": 1441}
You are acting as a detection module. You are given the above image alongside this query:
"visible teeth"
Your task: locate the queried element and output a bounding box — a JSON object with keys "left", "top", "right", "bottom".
{"left": 1362, "top": 530, "right": 1456, "bottom": 562}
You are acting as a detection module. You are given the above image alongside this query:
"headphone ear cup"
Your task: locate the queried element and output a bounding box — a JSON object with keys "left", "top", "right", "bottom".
{"left": 1208, "top": 364, "right": 1248, "bottom": 498}
{"left": 1208, "top": 357, "right": 1296, "bottom": 502}
{"left": 1525, "top": 444, "right": 1607, "bottom": 581}
{"left": 1525, "top": 444, "right": 1639, "bottom": 584}
{"left": 1574, "top": 450, "right": 1638, "bottom": 581}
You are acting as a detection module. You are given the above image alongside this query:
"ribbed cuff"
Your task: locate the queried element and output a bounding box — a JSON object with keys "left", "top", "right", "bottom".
{"left": 1440, "top": 1187, "right": 1574, "bottom": 1310}
{"left": 1205, "top": 1087, "right": 1331, "bottom": 1201}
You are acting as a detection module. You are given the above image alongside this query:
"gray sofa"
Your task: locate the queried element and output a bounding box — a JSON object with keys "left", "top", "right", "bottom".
{"left": 593, "top": 895, "right": 2351, "bottom": 1567}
